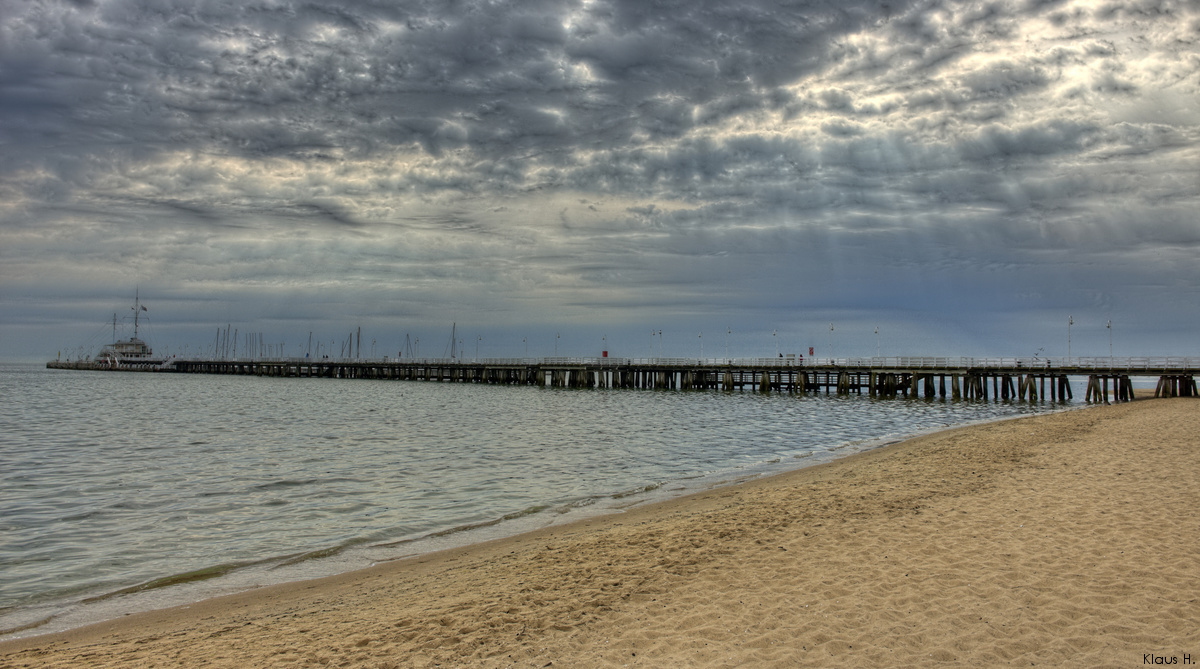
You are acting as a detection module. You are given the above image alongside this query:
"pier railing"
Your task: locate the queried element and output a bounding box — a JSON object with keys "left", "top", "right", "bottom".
{"left": 162, "top": 355, "right": 1200, "bottom": 372}
{"left": 52, "top": 353, "right": 1200, "bottom": 399}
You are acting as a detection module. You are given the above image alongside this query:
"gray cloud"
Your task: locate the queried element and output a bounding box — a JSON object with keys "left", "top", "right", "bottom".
{"left": 2, "top": 0, "right": 1199, "bottom": 360}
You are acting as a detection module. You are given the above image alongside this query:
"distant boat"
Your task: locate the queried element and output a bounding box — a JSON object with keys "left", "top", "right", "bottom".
{"left": 95, "top": 290, "right": 163, "bottom": 366}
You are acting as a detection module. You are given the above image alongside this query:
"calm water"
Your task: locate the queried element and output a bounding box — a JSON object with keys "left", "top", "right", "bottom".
{"left": 0, "top": 362, "right": 1080, "bottom": 638}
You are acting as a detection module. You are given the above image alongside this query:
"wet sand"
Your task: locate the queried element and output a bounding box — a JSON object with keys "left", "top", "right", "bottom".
{"left": 3, "top": 397, "right": 1198, "bottom": 667}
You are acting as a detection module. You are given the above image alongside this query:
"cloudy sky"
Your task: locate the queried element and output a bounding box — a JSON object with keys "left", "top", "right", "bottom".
{"left": 2, "top": 0, "right": 1198, "bottom": 362}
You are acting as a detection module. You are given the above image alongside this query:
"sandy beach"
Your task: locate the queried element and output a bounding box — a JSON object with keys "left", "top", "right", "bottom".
{"left": 3, "top": 397, "right": 1197, "bottom": 667}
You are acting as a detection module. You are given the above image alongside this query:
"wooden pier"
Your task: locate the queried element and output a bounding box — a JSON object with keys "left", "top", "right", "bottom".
{"left": 47, "top": 356, "right": 1200, "bottom": 401}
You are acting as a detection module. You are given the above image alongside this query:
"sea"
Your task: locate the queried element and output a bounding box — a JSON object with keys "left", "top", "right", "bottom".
{"left": 0, "top": 361, "right": 1085, "bottom": 640}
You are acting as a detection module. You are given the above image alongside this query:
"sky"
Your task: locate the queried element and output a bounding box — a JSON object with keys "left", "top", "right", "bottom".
{"left": 2, "top": 0, "right": 1198, "bottom": 362}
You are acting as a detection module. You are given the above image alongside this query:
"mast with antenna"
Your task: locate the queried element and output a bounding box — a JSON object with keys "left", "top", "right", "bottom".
{"left": 133, "top": 288, "right": 141, "bottom": 340}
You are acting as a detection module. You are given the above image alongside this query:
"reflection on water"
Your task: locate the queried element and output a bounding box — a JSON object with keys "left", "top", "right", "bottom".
{"left": 0, "top": 363, "right": 1078, "bottom": 637}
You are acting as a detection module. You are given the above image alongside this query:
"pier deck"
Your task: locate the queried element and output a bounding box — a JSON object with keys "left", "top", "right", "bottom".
{"left": 47, "top": 356, "right": 1200, "bottom": 401}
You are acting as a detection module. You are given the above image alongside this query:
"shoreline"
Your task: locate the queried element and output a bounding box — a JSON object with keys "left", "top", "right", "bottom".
{"left": 4, "top": 396, "right": 1197, "bottom": 666}
{"left": 0, "top": 397, "right": 1083, "bottom": 644}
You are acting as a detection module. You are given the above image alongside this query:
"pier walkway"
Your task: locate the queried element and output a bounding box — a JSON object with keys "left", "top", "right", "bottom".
{"left": 47, "top": 356, "right": 1200, "bottom": 401}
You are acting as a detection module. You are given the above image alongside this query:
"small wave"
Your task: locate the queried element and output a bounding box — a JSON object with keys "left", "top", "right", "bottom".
{"left": 108, "top": 500, "right": 161, "bottom": 510}
{"left": 60, "top": 510, "right": 106, "bottom": 522}
{"left": 80, "top": 561, "right": 257, "bottom": 604}
{"left": 254, "top": 479, "right": 318, "bottom": 489}
{"left": 252, "top": 477, "right": 366, "bottom": 490}
{"left": 558, "top": 497, "right": 597, "bottom": 512}
{"left": 501, "top": 504, "right": 551, "bottom": 521}
{"left": 370, "top": 503, "right": 557, "bottom": 549}
{"left": 270, "top": 537, "right": 372, "bottom": 569}
{"left": 0, "top": 615, "right": 53, "bottom": 637}
{"left": 430, "top": 504, "right": 553, "bottom": 537}
{"left": 611, "top": 482, "right": 663, "bottom": 499}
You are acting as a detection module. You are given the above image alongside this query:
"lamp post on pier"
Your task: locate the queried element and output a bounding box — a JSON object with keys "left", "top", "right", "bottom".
{"left": 1107, "top": 320, "right": 1112, "bottom": 364}
{"left": 875, "top": 326, "right": 880, "bottom": 358}
{"left": 829, "top": 323, "right": 834, "bottom": 364}
{"left": 1068, "top": 316, "right": 1073, "bottom": 364}
{"left": 698, "top": 332, "right": 703, "bottom": 360}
